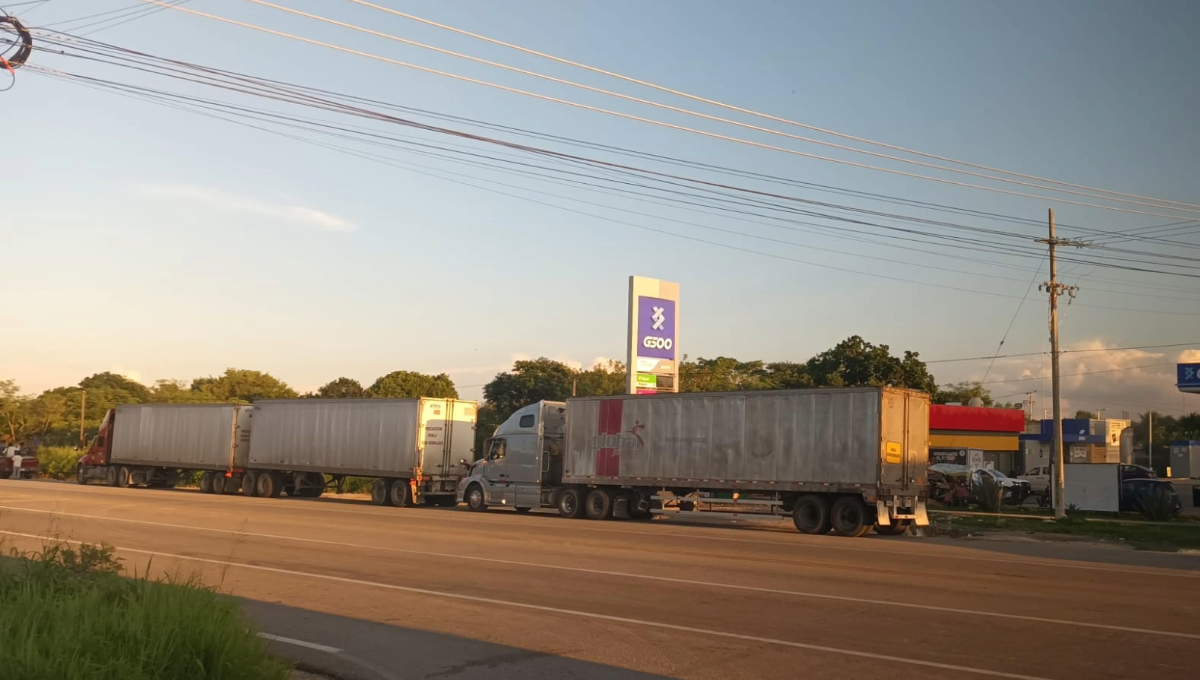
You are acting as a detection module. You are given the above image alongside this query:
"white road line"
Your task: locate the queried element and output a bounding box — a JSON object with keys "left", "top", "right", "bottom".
{"left": 258, "top": 633, "right": 341, "bottom": 654}
{"left": 0, "top": 529, "right": 1050, "bottom": 680}
{"left": 3, "top": 484, "right": 1198, "bottom": 578}
{"left": 1, "top": 507, "right": 1197, "bottom": 641}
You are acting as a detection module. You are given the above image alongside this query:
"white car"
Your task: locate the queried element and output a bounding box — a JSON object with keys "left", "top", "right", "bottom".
{"left": 1018, "top": 466, "right": 1051, "bottom": 494}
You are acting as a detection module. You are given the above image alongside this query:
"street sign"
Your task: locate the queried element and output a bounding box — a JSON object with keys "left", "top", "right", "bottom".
{"left": 1179, "top": 363, "right": 1200, "bottom": 394}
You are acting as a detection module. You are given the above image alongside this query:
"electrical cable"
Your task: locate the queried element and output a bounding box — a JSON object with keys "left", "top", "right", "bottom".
{"left": 332, "top": 0, "right": 1200, "bottom": 215}
{"left": 134, "top": 0, "right": 1200, "bottom": 221}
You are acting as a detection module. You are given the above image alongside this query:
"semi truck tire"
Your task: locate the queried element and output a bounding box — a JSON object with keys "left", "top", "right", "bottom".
{"left": 211, "top": 473, "right": 228, "bottom": 495}
{"left": 388, "top": 479, "right": 410, "bottom": 507}
{"left": 257, "top": 471, "right": 284, "bottom": 499}
{"left": 514, "top": 507, "right": 532, "bottom": 514}
{"left": 874, "top": 520, "right": 910, "bottom": 536}
{"left": 557, "top": 487, "right": 585, "bottom": 519}
{"left": 242, "top": 472, "right": 259, "bottom": 497}
{"left": 585, "top": 489, "right": 614, "bottom": 520}
{"left": 792, "top": 495, "right": 831, "bottom": 535}
{"left": 105, "top": 466, "right": 119, "bottom": 487}
{"left": 465, "top": 483, "right": 487, "bottom": 512}
{"left": 76, "top": 466, "right": 87, "bottom": 485}
{"left": 830, "top": 496, "right": 871, "bottom": 537}
{"left": 302, "top": 473, "right": 326, "bottom": 498}
{"left": 117, "top": 466, "right": 133, "bottom": 488}
{"left": 370, "top": 478, "right": 392, "bottom": 506}
{"left": 199, "top": 471, "right": 214, "bottom": 494}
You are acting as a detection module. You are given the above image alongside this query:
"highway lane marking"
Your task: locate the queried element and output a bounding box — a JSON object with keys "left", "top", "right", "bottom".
{"left": 0, "top": 529, "right": 1051, "bottom": 680}
{"left": 258, "top": 633, "right": 341, "bottom": 654}
{"left": 2, "top": 517, "right": 1198, "bottom": 642}
{"left": 4, "top": 484, "right": 1195, "bottom": 580}
{"left": 3, "top": 491, "right": 1200, "bottom": 581}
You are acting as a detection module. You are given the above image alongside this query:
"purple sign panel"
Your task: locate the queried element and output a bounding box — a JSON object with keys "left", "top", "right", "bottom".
{"left": 637, "top": 296, "right": 676, "bottom": 360}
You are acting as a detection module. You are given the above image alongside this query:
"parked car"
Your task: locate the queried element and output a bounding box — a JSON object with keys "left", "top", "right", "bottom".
{"left": 1119, "top": 478, "right": 1181, "bottom": 515}
{"left": 974, "top": 468, "right": 1032, "bottom": 504}
{"left": 1018, "top": 466, "right": 1051, "bottom": 494}
{"left": 929, "top": 464, "right": 1030, "bottom": 506}
{"left": 1119, "top": 464, "right": 1156, "bottom": 481}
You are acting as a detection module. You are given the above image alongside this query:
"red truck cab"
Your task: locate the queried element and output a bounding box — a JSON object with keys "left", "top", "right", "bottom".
{"left": 76, "top": 409, "right": 116, "bottom": 484}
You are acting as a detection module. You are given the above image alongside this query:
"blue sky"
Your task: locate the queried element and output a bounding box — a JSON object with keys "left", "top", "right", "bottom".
{"left": 4, "top": 0, "right": 1199, "bottom": 413}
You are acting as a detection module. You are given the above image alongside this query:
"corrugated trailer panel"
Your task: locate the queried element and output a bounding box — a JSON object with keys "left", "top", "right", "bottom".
{"left": 564, "top": 388, "right": 917, "bottom": 486}
{"left": 110, "top": 404, "right": 244, "bottom": 470}
{"left": 249, "top": 399, "right": 424, "bottom": 475}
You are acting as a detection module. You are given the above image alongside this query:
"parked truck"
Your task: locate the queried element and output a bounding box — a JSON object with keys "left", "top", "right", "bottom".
{"left": 77, "top": 398, "right": 477, "bottom": 507}
{"left": 456, "top": 387, "right": 929, "bottom": 537}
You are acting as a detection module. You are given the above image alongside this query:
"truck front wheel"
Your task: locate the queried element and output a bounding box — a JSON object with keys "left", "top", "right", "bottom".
{"left": 557, "top": 487, "right": 585, "bottom": 519}
{"left": 830, "top": 496, "right": 871, "bottom": 538}
{"left": 76, "top": 466, "right": 87, "bottom": 485}
{"left": 465, "top": 483, "right": 487, "bottom": 512}
{"left": 792, "top": 495, "right": 831, "bottom": 535}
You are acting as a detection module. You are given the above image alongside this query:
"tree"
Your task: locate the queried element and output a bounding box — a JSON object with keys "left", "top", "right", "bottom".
{"left": 79, "top": 372, "right": 150, "bottom": 403}
{"left": 1074, "top": 410, "right": 1097, "bottom": 420}
{"left": 804, "top": 336, "right": 936, "bottom": 392}
{"left": 366, "top": 371, "right": 457, "bottom": 399}
{"left": 0, "top": 379, "right": 28, "bottom": 443}
{"left": 483, "top": 358, "right": 575, "bottom": 420}
{"left": 680, "top": 357, "right": 771, "bottom": 393}
{"left": 190, "top": 369, "right": 298, "bottom": 403}
{"left": 764, "top": 362, "right": 814, "bottom": 390}
{"left": 574, "top": 360, "right": 626, "bottom": 397}
{"left": 317, "top": 377, "right": 366, "bottom": 399}
{"left": 936, "top": 381, "right": 995, "bottom": 406}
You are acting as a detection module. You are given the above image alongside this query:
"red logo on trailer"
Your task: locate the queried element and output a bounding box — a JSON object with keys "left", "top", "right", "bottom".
{"left": 595, "top": 400, "right": 624, "bottom": 476}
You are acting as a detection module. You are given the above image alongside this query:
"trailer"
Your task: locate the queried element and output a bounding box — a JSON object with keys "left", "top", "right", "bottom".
{"left": 246, "top": 398, "right": 477, "bottom": 506}
{"left": 456, "top": 387, "right": 929, "bottom": 536}
{"left": 77, "top": 403, "right": 251, "bottom": 490}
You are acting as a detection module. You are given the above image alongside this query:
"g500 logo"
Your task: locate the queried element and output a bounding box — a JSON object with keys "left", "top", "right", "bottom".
{"left": 642, "top": 336, "right": 673, "bottom": 350}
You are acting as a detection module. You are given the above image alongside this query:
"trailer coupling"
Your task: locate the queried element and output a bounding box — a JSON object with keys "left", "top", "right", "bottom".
{"left": 876, "top": 497, "right": 929, "bottom": 527}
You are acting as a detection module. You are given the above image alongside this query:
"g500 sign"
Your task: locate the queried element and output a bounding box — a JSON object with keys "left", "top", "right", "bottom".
{"left": 637, "top": 297, "right": 676, "bottom": 360}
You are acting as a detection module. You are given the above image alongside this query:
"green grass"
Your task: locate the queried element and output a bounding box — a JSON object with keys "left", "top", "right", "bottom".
{"left": 0, "top": 543, "right": 291, "bottom": 680}
{"left": 931, "top": 513, "right": 1200, "bottom": 550}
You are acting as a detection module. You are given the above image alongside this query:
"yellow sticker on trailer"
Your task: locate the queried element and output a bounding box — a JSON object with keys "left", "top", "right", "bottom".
{"left": 885, "top": 441, "right": 903, "bottom": 464}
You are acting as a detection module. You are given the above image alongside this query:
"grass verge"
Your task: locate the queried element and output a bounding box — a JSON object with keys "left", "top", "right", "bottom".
{"left": 930, "top": 513, "right": 1200, "bottom": 551}
{"left": 0, "top": 542, "right": 291, "bottom": 680}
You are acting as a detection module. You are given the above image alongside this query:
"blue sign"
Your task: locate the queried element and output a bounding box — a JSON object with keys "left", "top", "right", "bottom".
{"left": 1038, "top": 419, "right": 1102, "bottom": 443}
{"left": 1179, "top": 364, "right": 1200, "bottom": 393}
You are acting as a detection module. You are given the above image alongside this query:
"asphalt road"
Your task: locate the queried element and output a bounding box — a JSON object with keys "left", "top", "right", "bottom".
{"left": 2, "top": 479, "right": 1199, "bottom": 680}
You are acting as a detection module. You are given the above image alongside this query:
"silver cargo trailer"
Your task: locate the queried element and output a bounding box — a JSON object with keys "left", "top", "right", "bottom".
{"left": 78, "top": 403, "right": 252, "bottom": 490}
{"left": 457, "top": 387, "right": 929, "bottom": 537}
{"left": 246, "top": 398, "right": 478, "bottom": 506}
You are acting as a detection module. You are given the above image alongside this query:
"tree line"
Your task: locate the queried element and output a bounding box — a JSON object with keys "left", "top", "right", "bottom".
{"left": 8, "top": 334, "right": 1191, "bottom": 456}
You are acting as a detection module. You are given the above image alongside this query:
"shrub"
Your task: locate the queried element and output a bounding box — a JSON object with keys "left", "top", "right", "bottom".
{"left": 0, "top": 542, "right": 290, "bottom": 680}
{"left": 976, "top": 475, "right": 1004, "bottom": 513}
{"left": 1139, "top": 487, "right": 1180, "bottom": 522}
{"left": 36, "top": 446, "right": 82, "bottom": 480}
{"left": 343, "top": 476, "right": 373, "bottom": 494}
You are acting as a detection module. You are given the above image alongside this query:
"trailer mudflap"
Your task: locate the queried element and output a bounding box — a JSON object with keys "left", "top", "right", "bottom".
{"left": 877, "top": 497, "right": 929, "bottom": 527}
{"left": 913, "top": 499, "right": 930, "bottom": 527}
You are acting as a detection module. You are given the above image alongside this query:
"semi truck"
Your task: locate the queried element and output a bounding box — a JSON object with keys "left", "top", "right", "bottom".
{"left": 77, "top": 398, "right": 477, "bottom": 506}
{"left": 456, "top": 387, "right": 930, "bottom": 537}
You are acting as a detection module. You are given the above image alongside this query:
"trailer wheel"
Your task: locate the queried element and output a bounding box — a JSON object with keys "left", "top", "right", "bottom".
{"left": 211, "top": 473, "right": 228, "bottom": 495}
{"left": 557, "top": 487, "right": 585, "bottom": 519}
{"left": 830, "top": 496, "right": 871, "bottom": 537}
{"left": 199, "top": 471, "right": 214, "bottom": 494}
{"left": 105, "top": 466, "right": 119, "bottom": 487}
{"left": 76, "top": 466, "right": 87, "bottom": 485}
{"left": 389, "top": 479, "right": 410, "bottom": 507}
{"left": 792, "top": 495, "right": 832, "bottom": 535}
{"left": 370, "top": 478, "right": 392, "bottom": 506}
{"left": 256, "top": 471, "right": 283, "bottom": 499}
{"left": 117, "top": 466, "right": 133, "bottom": 488}
{"left": 874, "top": 519, "right": 910, "bottom": 536}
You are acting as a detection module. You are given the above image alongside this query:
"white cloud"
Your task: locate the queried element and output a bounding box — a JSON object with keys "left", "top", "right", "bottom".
{"left": 946, "top": 339, "right": 1199, "bottom": 417}
{"left": 112, "top": 367, "right": 145, "bottom": 385}
{"left": 137, "top": 183, "right": 356, "bottom": 232}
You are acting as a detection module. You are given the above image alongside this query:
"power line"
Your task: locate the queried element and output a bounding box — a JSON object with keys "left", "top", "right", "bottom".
{"left": 980, "top": 362, "right": 1177, "bottom": 386}
{"left": 331, "top": 0, "right": 1200, "bottom": 216}
{"left": 135, "top": 0, "right": 1200, "bottom": 221}
{"left": 926, "top": 342, "right": 1199, "bottom": 364}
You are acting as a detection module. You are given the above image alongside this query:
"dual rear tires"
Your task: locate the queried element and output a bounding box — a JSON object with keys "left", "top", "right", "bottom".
{"left": 792, "top": 495, "right": 872, "bottom": 537}
{"left": 369, "top": 478, "right": 412, "bottom": 507}
{"left": 555, "top": 487, "right": 615, "bottom": 520}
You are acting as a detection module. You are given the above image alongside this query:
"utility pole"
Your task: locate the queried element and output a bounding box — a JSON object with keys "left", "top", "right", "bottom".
{"left": 1024, "top": 391, "right": 1037, "bottom": 423}
{"left": 79, "top": 390, "right": 87, "bottom": 449}
{"left": 1148, "top": 411, "right": 1154, "bottom": 472}
{"left": 1038, "top": 209, "right": 1081, "bottom": 519}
